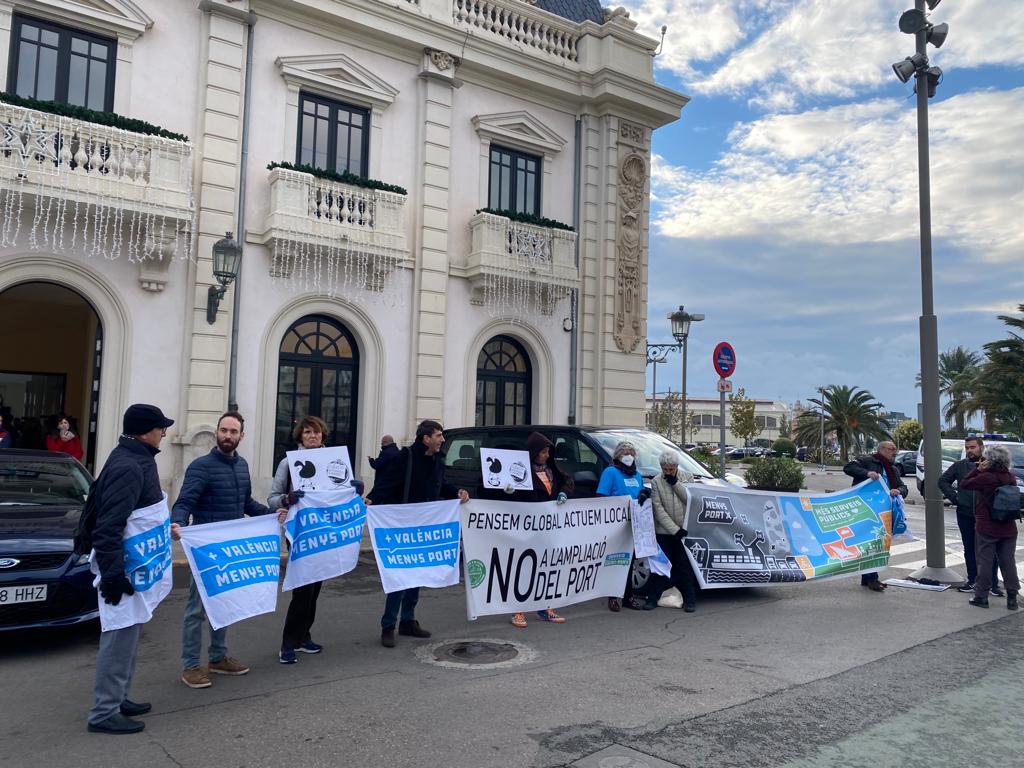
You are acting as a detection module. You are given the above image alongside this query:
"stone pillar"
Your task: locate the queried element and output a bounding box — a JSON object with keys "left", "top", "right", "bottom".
{"left": 409, "top": 49, "right": 458, "bottom": 427}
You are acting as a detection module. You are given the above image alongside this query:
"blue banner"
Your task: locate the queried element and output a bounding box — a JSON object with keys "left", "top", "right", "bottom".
{"left": 372, "top": 522, "right": 460, "bottom": 569}
{"left": 123, "top": 518, "right": 172, "bottom": 592}
{"left": 191, "top": 534, "right": 281, "bottom": 597}
{"left": 367, "top": 500, "right": 462, "bottom": 593}
{"left": 282, "top": 490, "right": 366, "bottom": 591}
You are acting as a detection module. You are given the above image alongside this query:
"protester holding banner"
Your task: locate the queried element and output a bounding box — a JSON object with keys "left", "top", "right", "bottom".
{"left": 507, "top": 432, "right": 574, "bottom": 628}
{"left": 83, "top": 404, "right": 175, "bottom": 734}
{"left": 843, "top": 441, "right": 907, "bottom": 592}
{"left": 269, "top": 415, "right": 331, "bottom": 664}
{"left": 596, "top": 441, "right": 645, "bottom": 611}
{"left": 170, "top": 412, "right": 287, "bottom": 688}
{"left": 366, "top": 419, "right": 469, "bottom": 648}
{"left": 644, "top": 451, "right": 699, "bottom": 613}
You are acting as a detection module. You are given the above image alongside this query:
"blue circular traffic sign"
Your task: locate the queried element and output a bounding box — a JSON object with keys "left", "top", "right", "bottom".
{"left": 713, "top": 342, "right": 737, "bottom": 378}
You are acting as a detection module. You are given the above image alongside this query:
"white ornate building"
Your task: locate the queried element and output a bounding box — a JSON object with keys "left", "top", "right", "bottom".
{"left": 0, "top": 0, "right": 686, "bottom": 492}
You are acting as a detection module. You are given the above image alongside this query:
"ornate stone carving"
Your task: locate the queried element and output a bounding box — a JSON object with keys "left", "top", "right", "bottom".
{"left": 603, "top": 6, "right": 631, "bottom": 21}
{"left": 613, "top": 148, "right": 648, "bottom": 353}
{"left": 429, "top": 49, "right": 455, "bottom": 71}
{"left": 618, "top": 120, "right": 645, "bottom": 147}
{"left": 137, "top": 228, "right": 179, "bottom": 292}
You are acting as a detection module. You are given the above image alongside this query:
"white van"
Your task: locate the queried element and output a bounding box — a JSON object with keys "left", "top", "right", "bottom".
{"left": 916, "top": 438, "right": 1024, "bottom": 495}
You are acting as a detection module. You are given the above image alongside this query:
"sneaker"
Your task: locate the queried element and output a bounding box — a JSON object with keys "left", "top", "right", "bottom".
{"left": 208, "top": 656, "right": 249, "bottom": 676}
{"left": 381, "top": 627, "right": 396, "bottom": 648}
{"left": 398, "top": 620, "right": 431, "bottom": 638}
{"left": 991, "top": 585, "right": 1005, "bottom": 598}
{"left": 969, "top": 597, "right": 990, "bottom": 609}
{"left": 607, "top": 597, "right": 621, "bottom": 612}
{"left": 511, "top": 613, "right": 528, "bottom": 628}
{"left": 297, "top": 640, "right": 323, "bottom": 654}
{"left": 863, "top": 581, "right": 887, "bottom": 592}
{"left": 181, "top": 667, "right": 211, "bottom": 689}
{"left": 87, "top": 712, "right": 145, "bottom": 735}
{"left": 956, "top": 582, "right": 975, "bottom": 594}
{"left": 279, "top": 648, "right": 298, "bottom": 664}
{"left": 536, "top": 608, "right": 566, "bottom": 623}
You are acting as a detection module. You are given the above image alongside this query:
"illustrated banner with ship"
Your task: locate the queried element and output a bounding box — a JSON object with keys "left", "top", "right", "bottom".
{"left": 683, "top": 479, "right": 894, "bottom": 589}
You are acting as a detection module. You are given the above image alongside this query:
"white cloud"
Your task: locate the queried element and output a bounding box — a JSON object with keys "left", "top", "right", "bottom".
{"left": 652, "top": 87, "right": 1024, "bottom": 263}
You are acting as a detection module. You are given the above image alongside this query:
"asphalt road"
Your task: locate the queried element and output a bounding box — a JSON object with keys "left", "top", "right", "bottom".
{"left": 2, "top": 473, "right": 1020, "bottom": 768}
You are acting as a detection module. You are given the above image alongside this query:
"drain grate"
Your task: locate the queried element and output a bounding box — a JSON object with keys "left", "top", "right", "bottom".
{"left": 416, "top": 638, "right": 537, "bottom": 669}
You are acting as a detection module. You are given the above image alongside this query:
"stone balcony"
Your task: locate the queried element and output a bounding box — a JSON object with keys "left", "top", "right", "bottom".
{"left": 0, "top": 100, "right": 194, "bottom": 289}
{"left": 251, "top": 166, "right": 409, "bottom": 294}
{"left": 461, "top": 211, "right": 578, "bottom": 312}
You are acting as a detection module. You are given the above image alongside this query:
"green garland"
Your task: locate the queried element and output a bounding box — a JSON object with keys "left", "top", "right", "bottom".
{"left": 267, "top": 162, "right": 407, "bottom": 196}
{"left": 0, "top": 92, "right": 189, "bottom": 142}
{"left": 476, "top": 208, "right": 575, "bottom": 232}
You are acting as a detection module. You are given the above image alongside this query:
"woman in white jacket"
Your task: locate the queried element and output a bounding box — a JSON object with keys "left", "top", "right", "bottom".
{"left": 647, "top": 451, "right": 699, "bottom": 612}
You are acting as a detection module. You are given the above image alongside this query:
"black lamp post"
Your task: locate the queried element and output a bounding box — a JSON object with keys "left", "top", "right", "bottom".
{"left": 668, "top": 305, "right": 703, "bottom": 446}
{"left": 206, "top": 232, "right": 242, "bottom": 325}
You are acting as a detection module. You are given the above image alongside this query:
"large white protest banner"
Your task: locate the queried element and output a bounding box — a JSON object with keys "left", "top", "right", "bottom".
{"left": 91, "top": 493, "right": 173, "bottom": 631}
{"left": 287, "top": 445, "right": 355, "bottom": 492}
{"left": 282, "top": 488, "right": 366, "bottom": 591}
{"left": 367, "top": 500, "right": 461, "bottom": 593}
{"left": 460, "top": 496, "right": 633, "bottom": 618}
{"left": 178, "top": 514, "right": 281, "bottom": 630}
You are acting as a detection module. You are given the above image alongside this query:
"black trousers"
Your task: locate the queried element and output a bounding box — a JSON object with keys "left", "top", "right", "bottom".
{"left": 281, "top": 581, "right": 323, "bottom": 650}
{"left": 646, "top": 533, "right": 698, "bottom": 607}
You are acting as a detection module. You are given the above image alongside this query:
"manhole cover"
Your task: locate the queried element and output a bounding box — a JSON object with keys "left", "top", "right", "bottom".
{"left": 416, "top": 638, "right": 537, "bottom": 670}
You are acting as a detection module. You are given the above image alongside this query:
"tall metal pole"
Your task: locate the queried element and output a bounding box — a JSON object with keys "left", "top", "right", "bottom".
{"left": 719, "top": 387, "right": 726, "bottom": 479}
{"left": 651, "top": 360, "right": 659, "bottom": 433}
{"left": 681, "top": 335, "right": 688, "bottom": 446}
{"left": 909, "top": 0, "right": 959, "bottom": 583}
{"left": 818, "top": 387, "right": 825, "bottom": 470}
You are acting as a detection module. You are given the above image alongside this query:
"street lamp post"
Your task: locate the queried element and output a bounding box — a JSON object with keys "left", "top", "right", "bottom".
{"left": 669, "top": 306, "right": 704, "bottom": 446}
{"left": 818, "top": 389, "right": 826, "bottom": 471}
{"left": 646, "top": 345, "right": 673, "bottom": 435}
{"left": 893, "top": 0, "right": 960, "bottom": 583}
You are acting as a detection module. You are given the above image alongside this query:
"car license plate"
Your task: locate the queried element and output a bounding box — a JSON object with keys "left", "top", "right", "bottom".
{"left": 0, "top": 584, "right": 47, "bottom": 604}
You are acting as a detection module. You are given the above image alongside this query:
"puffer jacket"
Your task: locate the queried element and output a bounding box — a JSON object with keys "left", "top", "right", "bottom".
{"left": 90, "top": 436, "right": 164, "bottom": 579}
{"left": 171, "top": 448, "right": 269, "bottom": 526}
{"left": 650, "top": 472, "right": 693, "bottom": 536}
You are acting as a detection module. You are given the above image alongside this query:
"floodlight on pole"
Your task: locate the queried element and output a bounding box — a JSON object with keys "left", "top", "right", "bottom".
{"left": 926, "top": 0, "right": 941, "bottom": 10}
{"left": 927, "top": 22, "right": 948, "bottom": 48}
{"left": 892, "top": 52, "right": 927, "bottom": 82}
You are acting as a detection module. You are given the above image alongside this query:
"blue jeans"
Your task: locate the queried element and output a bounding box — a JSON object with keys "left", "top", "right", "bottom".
{"left": 182, "top": 577, "right": 228, "bottom": 670}
{"left": 381, "top": 588, "right": 420, "bottom": 629}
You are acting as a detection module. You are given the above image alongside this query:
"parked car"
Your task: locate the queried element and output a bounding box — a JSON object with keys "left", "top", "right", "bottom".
{"left": 0, "top": 449, "right": 99, "bottom": 632}
{"left": 894, "top": 450, "right": 917, "bottom": 477}
{"left": 442, "top": 425, "right": 746, "bottom": 594}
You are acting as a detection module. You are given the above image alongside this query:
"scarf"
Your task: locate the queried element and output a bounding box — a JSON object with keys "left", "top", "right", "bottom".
{"left": 614, "top": 459, "right": 638, "bottom": 477}
{"left": 665, "top": 474, "right": 678, "bottom": 486}
{"left": 872, "top": 452, "right": 901, "bottom": 489}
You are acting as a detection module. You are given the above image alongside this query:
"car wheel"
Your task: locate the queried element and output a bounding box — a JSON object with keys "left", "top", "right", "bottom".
{"left": 630, "top": 557, "right": 650, "bottom": 592}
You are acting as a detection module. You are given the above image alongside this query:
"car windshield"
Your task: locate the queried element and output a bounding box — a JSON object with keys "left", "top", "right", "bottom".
{"left": 993, "top": 443, "right": 1024, "bottom": 468}
{"left": 586, "top": 429, "right": 713, "bottom": 479}
{"left": 0, "top": 461, "right": 91, "bottom": 506}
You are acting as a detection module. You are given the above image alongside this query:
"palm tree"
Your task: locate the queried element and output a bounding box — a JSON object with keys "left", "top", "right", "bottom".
{"left": 961, "top": 305, "right": 1024, "bottom": 438}
{"left": 915, "top": 346, "right": 981, "bottom": 436}
{"left": 793, "top": 385, "right": 891, "bottom": 462}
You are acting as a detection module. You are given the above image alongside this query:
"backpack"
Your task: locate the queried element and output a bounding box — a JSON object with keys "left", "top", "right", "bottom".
{"left": 72, "top": 480, "right": 100, "bottom": 556}
{"left": 991, "top": 483, "right": 1022, "bottom": 522}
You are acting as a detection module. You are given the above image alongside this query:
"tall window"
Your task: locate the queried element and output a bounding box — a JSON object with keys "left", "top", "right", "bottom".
{"left": 8, "top": 15, "right": 116, "bottom": 111}
{"left": 297, "top": 93, "right": 369, "bottom": 176}
{"left": 488, "top": 145, "right": 540, "bottom": 216}
{"left": 475, "top": 336, "right": 532, "bottom": 426}
{"left": 274, "top": 315, "right": 359, "bottom": 470}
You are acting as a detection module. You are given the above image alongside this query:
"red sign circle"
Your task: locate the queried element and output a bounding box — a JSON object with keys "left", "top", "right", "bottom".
{"left": 713, "top": 342, "right": 737, "bottom": 378}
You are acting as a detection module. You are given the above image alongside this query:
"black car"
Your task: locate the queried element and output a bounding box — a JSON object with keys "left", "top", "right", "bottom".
{"left": 0, "top": 449, "right": 99, "bottom": 631}
{"left": 894, "top": 450, "right": 917, "bottom": 477}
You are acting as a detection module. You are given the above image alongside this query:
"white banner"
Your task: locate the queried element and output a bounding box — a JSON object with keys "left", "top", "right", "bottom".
{"left": 282, "top": 488, "right": 366, "bottom": 591}
{"left": 91, "top": 493, "right": 173, "bottom": 632}
{"left": 178, "top": 514, "right": 281, "bottom": 630}
{"left": 367, "top": 500, "right": 462, "bottom": 594}
{"left": 631, "top": 497, "right": 673, "bottom": 578}
{"left": 460, "top": 496, "right": 633, "bottom": 618}
{"left": 287, "top": 445, "right": 355, "bottom": 492}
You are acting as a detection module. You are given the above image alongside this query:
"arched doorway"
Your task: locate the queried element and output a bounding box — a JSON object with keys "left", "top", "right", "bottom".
{"left": 273, "top": 314, "right": 359, "bottom": 469}
{"left": 0, "top": 281, "right": 102, "bottom": 470}
{"left": 475, "top": 335, "right": 532, "bottom": 426}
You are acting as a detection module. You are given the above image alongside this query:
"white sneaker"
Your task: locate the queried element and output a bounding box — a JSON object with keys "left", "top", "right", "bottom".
{"left": 657, "top": 588, "right": 684, "bottom": 609}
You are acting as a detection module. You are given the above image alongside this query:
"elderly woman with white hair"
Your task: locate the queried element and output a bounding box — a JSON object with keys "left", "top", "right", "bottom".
{"left": 596, "top": 440, "right": 646, "bottom": 611}
{"left": 644, "top": 450, "right": 699, "bottom": 612}
{"left": 961, "top": 444, "right": 1021, "bottom": 610}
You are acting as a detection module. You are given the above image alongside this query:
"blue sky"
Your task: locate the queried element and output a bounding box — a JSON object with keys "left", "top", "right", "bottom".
{"left": 623, "top": 0, "right": 1024, "bottom": 418}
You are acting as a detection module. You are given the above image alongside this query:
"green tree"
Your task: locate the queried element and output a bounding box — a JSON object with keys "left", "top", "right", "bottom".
{"left": 892, "top": 419, "right": 923, "bottom": 450}
{"left": 916, "top": 346, "right": 982, "bottom": 434}
{"left": 793, "top": 384, "right": 891, "bottom": 462}
{"left": 648, "top": 391, "right": 681, "bottom": 441}
{"left": 778, "top": 413, "right": 792, "bottom": 439}
{"left": 729, "top": 388, "right": 760, "bottom": 447}
{"left": 961, "top": 305, "right": 1024, "bottom": 438}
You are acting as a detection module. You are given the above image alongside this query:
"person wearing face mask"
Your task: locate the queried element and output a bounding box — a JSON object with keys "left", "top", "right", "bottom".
{"left": 644, "top": 451, "right": 698, "bottom": 612}
{"left": 596, "top": 441, "right": 645, "bottom": 611}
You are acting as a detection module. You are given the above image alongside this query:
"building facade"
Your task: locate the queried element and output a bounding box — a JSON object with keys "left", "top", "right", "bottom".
{"left": 0, "top": 0, "right": 686, "bottom": 493}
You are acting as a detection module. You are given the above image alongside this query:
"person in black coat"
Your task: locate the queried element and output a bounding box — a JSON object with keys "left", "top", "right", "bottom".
{"left": 843, "top": 441, "right": 907, "bottom": 592}
{"left": 85, "top": 404, "right": 174, "bottom": 735}
{"left": 368, "top": 435, "right": 400, "bottom": 472}
{"left": 367, "top": 420, "right": 468, "bottom": 647}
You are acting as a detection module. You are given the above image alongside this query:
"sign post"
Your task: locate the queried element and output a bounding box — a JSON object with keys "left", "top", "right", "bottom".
{"left": 712, "top": 342, "right": 737, "bottom": 479}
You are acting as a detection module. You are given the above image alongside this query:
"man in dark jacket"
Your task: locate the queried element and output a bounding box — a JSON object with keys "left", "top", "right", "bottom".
{"left": 86, "top": 403, "right": 174, "bottom": 734}
{"left": 938, "top": 437, "right": 1001, "bottom": 595}
{"left": 843, "top": 441, "right": 908, "bottom": 592}
{"left": 367, "top": 420, "right": 469, "bottom": 647}
{"left": 368, "top": 434, "right": 400, "bottom": 472}
{"left": 170, "top": 411, "right": 283, "bottom": 689}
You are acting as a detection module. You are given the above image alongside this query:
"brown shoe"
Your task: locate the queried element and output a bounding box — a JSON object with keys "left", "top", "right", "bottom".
{"left": 863, "top": 581, "right": 886, "bottom": 592}
{"left": 381, "top": 627, "right": 396, "bottom": 648}
{"left": 608, "top": 597, "right": 621, "bottom": 612}
{"left": 207, "top": 656, "right": 249, "bottom": 676}
{"left": 181, "top": 667, "right": 211, "bottom": 689}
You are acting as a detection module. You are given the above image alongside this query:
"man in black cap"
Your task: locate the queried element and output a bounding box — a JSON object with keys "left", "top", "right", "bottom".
{"left": 84, "top": 404, "right": 174, "bottom": 734}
